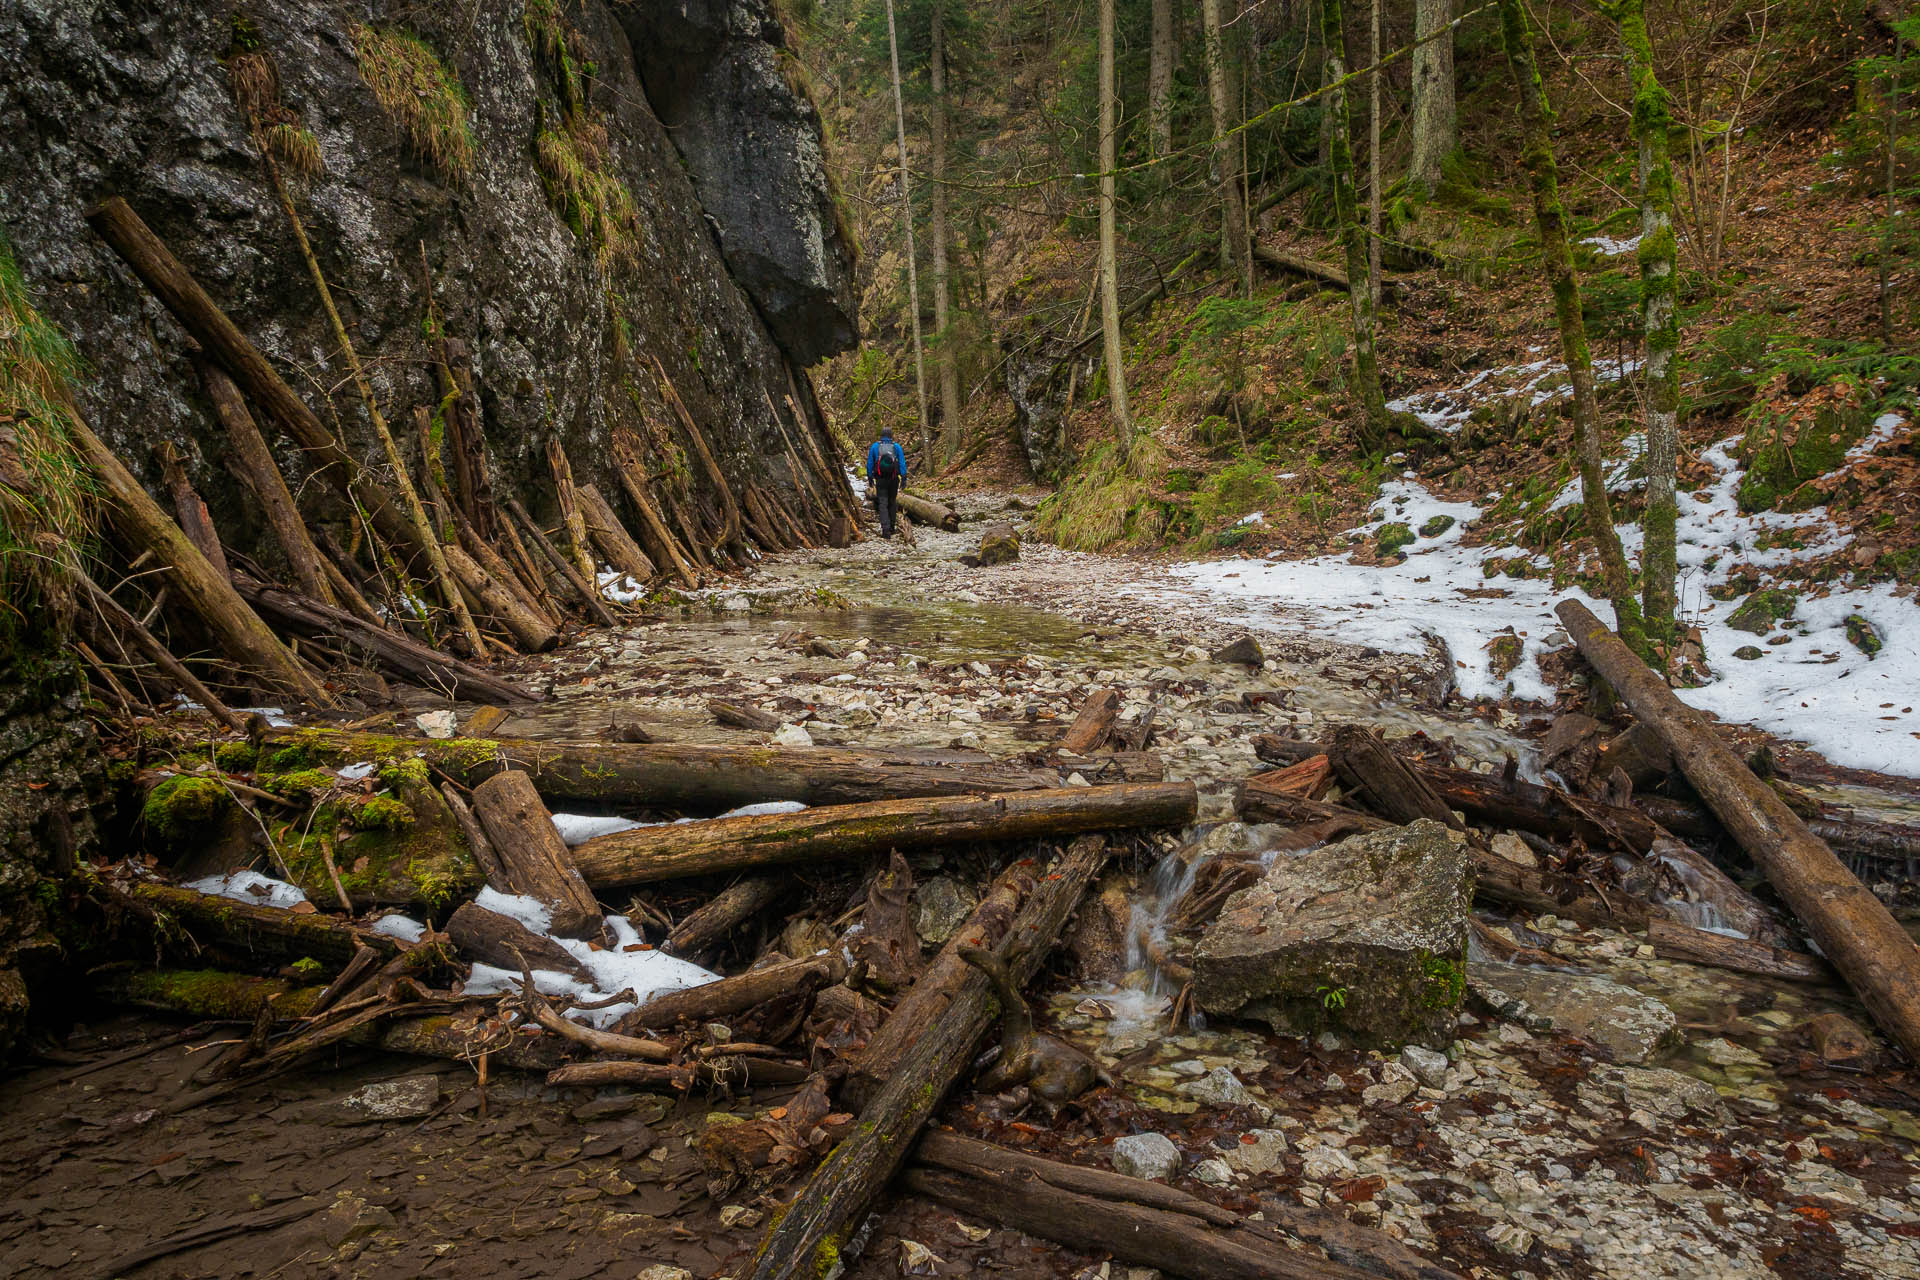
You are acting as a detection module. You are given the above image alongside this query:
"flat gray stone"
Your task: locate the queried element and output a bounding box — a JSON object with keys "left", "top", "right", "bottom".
{"left": 1111, "top": 1132, "right": 1181, "bottom": 1181}
{"left": 1194, "top": 820, "right": 1470, "bottom": 1048}
{"left": 1400, "top": 1045, "right": 1449, "bottom": 1089}
{"left": 1469, "top": 961, "right": 1679, "bottom": 1063}
{"left": 332, "top": 1074, "right": 440, "bottom": 1124}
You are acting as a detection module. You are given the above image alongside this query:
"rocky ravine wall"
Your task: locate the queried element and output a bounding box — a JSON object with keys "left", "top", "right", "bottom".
{"left": 0, "top": 0, "right": 859, "bottom": 559}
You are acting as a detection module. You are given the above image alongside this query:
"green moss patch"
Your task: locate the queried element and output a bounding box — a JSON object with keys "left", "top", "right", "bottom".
{"left": 1725, "top": 588, "right": 1798, "bottom": 635}
{"left": 142, "top": 777, "right": 231, "bottom": 845}
{"left": 1375, "top": 522, "right": 1415, "bottom": 557}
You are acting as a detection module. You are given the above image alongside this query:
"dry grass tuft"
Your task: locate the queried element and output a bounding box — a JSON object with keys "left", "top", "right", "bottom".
{"left": 263, "top": 122, "right": 323, "bottom": 178}
{"left": 350, "top": 24, "right": 475, "bottom": 182}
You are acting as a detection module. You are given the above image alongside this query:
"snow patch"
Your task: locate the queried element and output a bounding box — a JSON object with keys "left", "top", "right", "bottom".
{"left": 371, "top": 914, "right": 428, "bottom": 942}
{"left": 184, "top": 870, "right": 310, "bottom": 910}
{"left": 550, "top": 812, "right": 647, "bottom": 845}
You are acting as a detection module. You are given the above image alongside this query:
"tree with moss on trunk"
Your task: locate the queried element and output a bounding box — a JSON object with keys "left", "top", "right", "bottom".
{"left": 1409, "top": 0, "right": 1456, "bottom": 199}
{"left": 1497, "top": 0, "right": 1647, "bottom": 653}
{"left": 1201, "top": 0, "right": 1253, "bottom": 297}
{"left": 1320, "top": 0, "right": 1395, "bottom": 452}
{"left": 929, "top": 1, "right": 965, "bottom": 460}
{"left": 1606, "top": 0, "right": 1681, "bottom": 648}
{"left": 1097, "top": 0, "right": 1136, "bottom": 440}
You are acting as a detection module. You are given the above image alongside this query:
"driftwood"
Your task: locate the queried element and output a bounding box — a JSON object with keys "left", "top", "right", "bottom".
{"left": 446, "top": 543, "right": 558, "bottom": 652}
{"left": 445, "top": 901, "right": 592, "bottom": 981}
{"left": 1056, "top": 688, "right": 1120, "bottom": 754}
{"left": 742, "top": 836, "right": 1110, "bottom": 1280}
{"left": 577, "top": 482, "right": 656, "bottom": 584}
{"left": 908, "top": 1133, "right": 1454, "bottom": 1280}
{"left": 262, "top": 726, "right": 1058, "bottom": 808}
{"left": 470, "top": 771, "right": 604, "bottom": 940}
{"left": 235, "top": 573, "right": 540, "bottom": 704}
{"left": 896, "top": 490, "right": 960, "bottom": 532}
{"left": 504, "top": 497, "right": 616, "bottom": 628}
{"left": 1559, "top": 599, "right": 1920, "bottom": 1062}
{"left": 709, "top": 699, "right": 780, "bottom": 732}
{"left": 615, "top": 952, "right": 846, "bottom": 1034}
{"left": 1329, "top": 724, "right": 1463, "bottom": 830}
{"left": 75, "top": 570, "right": 244, "bottom": 734}
{"left": 568, "top": 782, "right": 1197, "bottom": 888}
{"left": 448, "top": 499, "right": 558, "bottom": 629}
{"left": 610, "top": 427, "right": 700, "bottom": 587}
{"left": 1646, "top": 916, "right": 1828, "bottom": 983}
{"left": 664, "top": 875, "right": 784, "bottom": 960}
{"left": 124, "top": 881, "right": 399, "bottom": 966}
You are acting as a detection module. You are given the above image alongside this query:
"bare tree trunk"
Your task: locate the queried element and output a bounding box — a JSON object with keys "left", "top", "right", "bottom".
{"left": 1368, "top": 0, "right": 1383, "bottom": 310}
{"left": 1149, "top": 0, "right": 1176, "bottom": 159}
{"left": 1499, "top": 0, "right": 1646, "bottom": 652}
{"left": 929, "top": 3, "right": 965, "bottom": 461}
{"left": 884, "top": 0, "right": 932, "bottom": 456}
{"left": 1099, "top": 0, "right": 1136, "bottom": 437}
{"left": 1320, "top": 0, "right": 1392, "bottom": 451}
{"left": 1409, "top": 0, "right": 1456, "bottom": 199}
{"left": 1615, "top": 0, "right": 1681, "bottom": 646}
{"left": 1202, "top": 0, "right": 1254, "bottom": 297}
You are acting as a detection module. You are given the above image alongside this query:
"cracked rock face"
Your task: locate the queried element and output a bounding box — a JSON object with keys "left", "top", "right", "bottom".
{"left": 1469, "top": 960, "right": 1681, "bottom": 1064}
{"left": 1193, "top": 819, "right": 1470, "bottom": 1049}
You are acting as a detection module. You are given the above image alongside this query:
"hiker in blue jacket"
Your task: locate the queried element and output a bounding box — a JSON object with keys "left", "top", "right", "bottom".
{"left": 866, "top": 426, "right": 907, "bottom": 538}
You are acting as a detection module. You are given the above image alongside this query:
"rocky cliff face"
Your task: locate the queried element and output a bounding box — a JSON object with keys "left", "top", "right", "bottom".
{"left": 0, "top": 0, "right": 859, "bottom": 556}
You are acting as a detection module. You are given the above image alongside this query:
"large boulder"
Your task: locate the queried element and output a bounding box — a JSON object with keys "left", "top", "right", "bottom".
{"left": 1193, "top": 819, "right": 1470, "bottom": 1049}
{"left": 1468, "top": 961, "right": 1680, "bottom": 1064}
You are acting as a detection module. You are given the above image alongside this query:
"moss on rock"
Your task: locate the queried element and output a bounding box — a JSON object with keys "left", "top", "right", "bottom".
{"left": 1725, "top": 588, "right": 1798, "bottom": 635}
{"left": 1736, "top": 394, "right": 1869, "bottom": 513}
{"left": 141, "top": 776, "right": 231, "bottom": 845}
{"left": 1375, "top": 522, "right": 1415, "bottom": 557}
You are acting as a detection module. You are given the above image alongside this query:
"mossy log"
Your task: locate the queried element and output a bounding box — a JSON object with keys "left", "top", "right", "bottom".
{"left": 276, "top": 766, "right": 482, "bottom": 912}
{"left": 1559, "top": 598, "right": 1920, "bottom": 1062}
{"left": 569, "top": 782, "right": 1196, "bottom": 889}
{"left": 261, "top": 726, "right": 1059, "bottom": 808}
{"left": 741, "top": 836, "right": 1110, "bottom": 1280}
{"left": 99, "top": 968, "right": 568, "bottom": 1070}
{"left": 125, "top": 881, "right": 400, "bottom": 967}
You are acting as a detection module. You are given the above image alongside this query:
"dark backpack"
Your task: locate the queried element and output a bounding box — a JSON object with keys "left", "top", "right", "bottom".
{"left": 875, "top": 445, "right": 898, "bottom": 481}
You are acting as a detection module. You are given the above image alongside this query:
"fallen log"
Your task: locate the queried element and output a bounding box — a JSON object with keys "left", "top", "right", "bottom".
{"left": 577, "top": 481, "right": 657, "bottom": 584}
{"left": 909, "top": 1132, "right": 1450, "bottom": 1280}
{"left": 1329, "top": 724, "right": 1463, "bottom": 830}
{"left": 1056, "top": 688, "right": 1121, "bottom": 754}
{"left": 709, "top": 699, "right": 780, "bottom": 732}
{"left": 1635, "top": 791, "right": 1920, "bottom": 872}
{"left": 235, "top": 573, "right": 539, "bottom": 704}
{"left": 470, "top": 770, "right": 605, "bottom": 940}
{"left": 1646, "top": 916, "right": 1828, "bottom": 983}
{"left": 569, "top": 782, "right": 1197, "bottom": 889}
{"left": 505, "top": 496, "right": 616, "bottom": 628}
{"left": 649, "top": 353, "right": 744, "bottom": 554}
{"left": 1252, "top": 242, "right": 1356, "bottom": 291}
{"left": 663, "top": 875, "right": 784, "bottom": 960}
{"left": 263, "top": 726, "right": 1058, "bottom": 808}
{"left": 445, "top": 901, "right": 592, "bottom": 982}
{"left": 1558, "top": 598, "right": 1920, "bottom": 1062}
{"left": 742, "top": 835, "right": 1110, "bottom": 1280}
{"left": 615, "top": 952, "right": 845, "bottom": 1034}
{"left": 896, "top": 490, "right": 960, "bottom": 532}
{"left": 446, "top": 543, "right": 558, "bottom": 653}
{"left": 124, "top": 882, "right": 400, "bottom": 966}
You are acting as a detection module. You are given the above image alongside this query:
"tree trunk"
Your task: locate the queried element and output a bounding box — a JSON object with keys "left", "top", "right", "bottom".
{"left": 544, "top": 436, "right": 600, "bottom": 587}
{"left": 1098, "top": 0, "right": 1137, "bottom": 437}
{"left": 1368, "top": 0, "right": 1383, "bottom": 310}
{"left": 1320, "top": 0, "right": 1393, "bottom": 452}
{"left": 1500, "top": 3, "right": 1646, "bottom": 651}
{"left": 69, "top": 415, "right": 328, "bottom": 705}
{"left": 929, "top": 3, "right": 966, "bottom": 460}
{"left": 664, "top": 876, "right": 784, "bottom": 961}
{"left": 504, "top": 497, "right": 617, "bottom": 627}
{"left": 1149, "top": 0, "right": 1176, "bottom": 159}
{"left": 1615, "top": 0, "right": 1682, "bottom": 645}
{"left": 741, "top": 836, "right": 1110, "bottom": 1280}
{"left": 1557, "top": 598, "right": 1920, "bottom": 1062}
{"left": 235, "top": 573, "right": 538, "bottom": 703}
{"left": 1409, "top": 0, "right": 1456, "bottom": 199}
{"left": 1202, "top": 0, "right": 1255, "bottom": 298}
{"left": 470, "top": 770, "right": 605, "bottom": 940}
{"left": 608, "top": 429, "right": 700, "bottom": 588}
{"left": 575, "top": 482, "right": 656, "bottom": 585}
{"left": 445, "top": 543, "right": 559, "bottom": 653}
{"left": 262, "top": 726, "right": 1060, "bottom": 809}
{"left": 883, "top": 0, "right": 932, "bottom": 454}
{"left": 434, "top": 336, "right": 498, "bottom": 539}
{"left": 154, "top": 441, "right": 228, "bottom": 579}
{"left": 568, "top": 782, "right": 1195, "bottom": 888}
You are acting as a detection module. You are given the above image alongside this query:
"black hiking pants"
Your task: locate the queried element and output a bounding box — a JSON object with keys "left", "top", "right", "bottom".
{"left": 873, "top": 475, "right": 900, "bottom": 538}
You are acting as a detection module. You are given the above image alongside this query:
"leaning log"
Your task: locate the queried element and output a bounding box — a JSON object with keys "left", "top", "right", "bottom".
{"left": 470, "top": 771, "right": 605, "bottom": 940}
{"left": 615, "top": 953, "right": 845, "bottom": 1034}
{"left": 504, "top": 497, "right": 616, "bottom": 628}
{"left": 896, "top": 490, "right": 960, "bottom": 532}
{"left": 1056, "top": 688, "right": 1121, "bottom": 754}
{"left": 235, "top": 573, "right": 539, "bottom": 704}
{"left": 445, "top": 543, "right": 558, "bottom": 653}
{"left": 577, "top": 482, "right": 657, "bottom": 585}
{"left": 124, "top": 882, "right": 400, "bottom": 966}
{"left": 75, "top": 570, "right": 244, "bottom": 734}
{"left": 263, "top": 726, "right": 1059, "bottom": 808}
{"left": 154, "top": 441, "right": 228, "bottom": 579}
{"left": 741, "top": 836, "right": 1110, "bottom": 1280}
{"left": 568, "top": 782, "right": 1197, "bottom": 889}
{"left": 1558, "top": 598, "right": 1920, "bottom": 1062}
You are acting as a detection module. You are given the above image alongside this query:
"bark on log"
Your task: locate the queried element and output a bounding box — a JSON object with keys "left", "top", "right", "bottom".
{"left": 742, "top": 836, "right": 1111, "bottom": 1280}
{"left": 235, "top": 573, "right": 539, "bottom": 704}
{"left": 470, "top": 771, "right": 604, "bottom": 940}
{"left": 504, "top": 497, "right": 616, "bottom": 628}
{"left": 1646, "top": 916, "right": 1827, "bottom": 983}
{"left": 664, "top": 875, "right": 784, "bottom": 960}
{"left": 263, "top": 727, "right": 1058, "bottom": 809}
{"left": 445, "top": 901, "right": 592, "bottom": 981}
{"left": 449, "top": 499, "right": 558, "bottom": 628}
{"left": 544, "top": 436, "right": 601, "bottom": 586}
{"left": 1252, "top": 242, "right": 1356, "bottom": 291}
{"left": 434, "top": 337, "right": 497, "bottom": 539}
{"left": 1558, "top": 598, "right": 1920, "bottom": 1062}
{"left": 649, "top": 354, "right": 744, "bottom": 553}
{"left": 154, "top": 441, "right": 228, "bottom": 578}
{"left": 1329, "top": 724, "right": 1463, "bottom": 829}
{"left": 1057, "top": 688, "right": 1121, "bottom": 754}
{"left": 577, "top": 482, "right": 657, "bottom": 584}
{"left": 897, "top": 490, "right": 961, "bottom": 532}
{"left": 85, "top": 198, "right": 425, "bottom": 564}
{"left": 446, "top": 543, "right": 558, "bottom": 652}
{"left": 570, "top": 782, "right": 1196, "bottom": 889}
{"left": 615, "top": 952, "right": 845, "bottom": 1034}
{"left": 1635, "top": 791, "right": 1920, "bottom": 871}
{"left": 909, "top": 1133, "right": 1448, "bottom": 1280}
{"left": 709, "top": 700, "right": 780, "bottom": 732}
{"left": 610, "top": 427, "right": 700, "bottom": 587}
{"left": 125, "top": 882, "right": 400, "bottom": 966}
{"left": 69, "top": 415, "right": 328, "bottom": 705}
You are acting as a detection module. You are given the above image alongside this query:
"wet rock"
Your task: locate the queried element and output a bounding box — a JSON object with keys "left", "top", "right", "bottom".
{"left": 719, "top": 1204, "right": 763, "bottom": 1229}
{"left": 331, "top": 1074, "right": 440, "bottom": 1124}
{"left": 1181, "top": 1066, "right": 1267, "bottom": 1116}
{"left": 1488, "top": 833, "right": 1536, "bottom": 869}
{"left": 962, "top": 529, "right": 1021, "bottom": 567}
{"left": 1210, "top": 634, "right": 1265, "bottom": 667}
{"left": 1299, "top": 1142, "right": 1359, "bottom": 1182}
{"left": 771, "top": 722, "right": 813, "bottom": 747}
{"left": 1400, "top": 1044, "right": 1449, "bottom": 1089}
{"left": 1733, "top": 645, "right": 1765, "bottom": 660}
{"left": 1469, "top": 961, "right": 1679, "bottom": 1063}
{"left": 1800, "top": 1011, "right": 1873, "bottom": 1063}
{"left": 1591, "top": 1065, "right": 1727, "bottom": 1122}
{"left": 1223, "top": 1128, "right": 1290, "bottom": 1175}
{"left": 912, "top": 876, "right": 978, "bottom": 947}
{"left": 1194, "top": 820, "right": 1471, "bottom": 1049}
{"left": 1111, "top": 1132, "right": 1182, "bottom": 1180}
{"left": 319, "top": 1192, "right": 397, "bottom": 1248}
{"left": 635, "top": 1267, "right": 694, "bottom": 1280}
{"left": 1192, "top": 1157, "right": 1234, "bottom": 1185}
{"left": 1362, "top": 1063, "right": 1418, "bottom": 1106}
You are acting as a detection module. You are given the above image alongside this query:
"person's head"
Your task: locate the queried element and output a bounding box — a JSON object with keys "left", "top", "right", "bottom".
{"left": 881, "top": 426, "right": 893, "bottom": 441}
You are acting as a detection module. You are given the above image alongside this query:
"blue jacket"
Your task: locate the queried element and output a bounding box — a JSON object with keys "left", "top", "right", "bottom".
{"left": 866, "top": 439, "right": 907, "bottom": 483}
